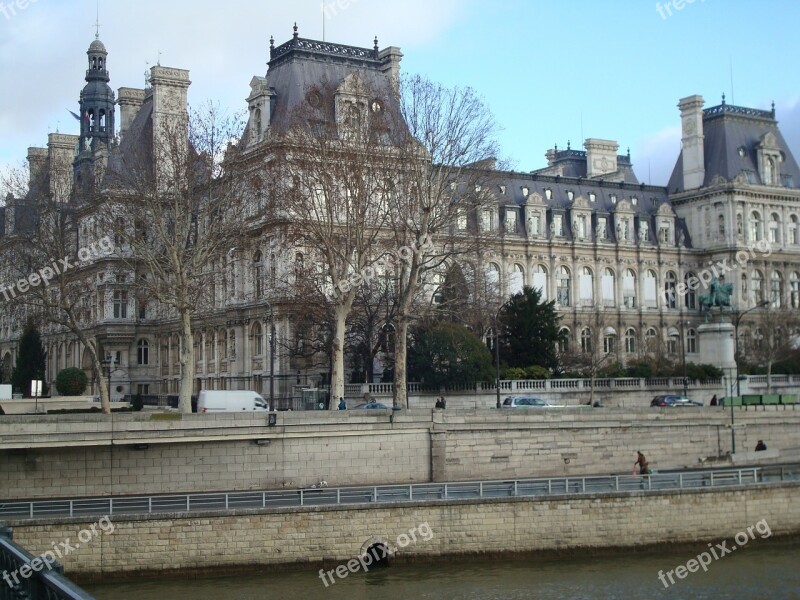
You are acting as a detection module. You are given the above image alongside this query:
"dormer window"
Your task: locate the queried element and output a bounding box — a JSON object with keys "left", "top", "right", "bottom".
{"left": 610, "top": 194, "right": 617, "bottom": 204}
{"left": 499, "top": 185, "right": 506, "bottom": 195}
{"left": 567, "top": 190, "right": 574, "bottom": 201}
{"left": 521, "top": 186, "right": 529, "bottom": 197}
{"left": 589, "top": 192, "right": 596, "bottom": 202}
{"left": 545, "top": 188, "right": 552, "bottom": 200}
{"left": 631, "top": 196, "right": 638, "bottom": 206}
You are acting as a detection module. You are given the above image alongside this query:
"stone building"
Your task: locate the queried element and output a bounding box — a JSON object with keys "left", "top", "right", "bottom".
{"left": 1, "top": 29, "right": 798, "bottom": 400}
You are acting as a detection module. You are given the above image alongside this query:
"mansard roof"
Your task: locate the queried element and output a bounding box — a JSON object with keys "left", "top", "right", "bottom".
{"left": 668, "top": 100, "right": 800, "bottom": 193}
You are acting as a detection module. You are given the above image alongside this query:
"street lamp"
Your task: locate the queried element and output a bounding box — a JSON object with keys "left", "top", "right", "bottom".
{"left": 264, "top": 301, "right": 276, "bottom": 411}
{"left": 493, "top": 303, "right": 507, "bottom": 409}
{"left": 678, "top": 319, "right": 689, "bottom": 398}
{"left": 730, "top": 299, "right": 769, "bottom": 454}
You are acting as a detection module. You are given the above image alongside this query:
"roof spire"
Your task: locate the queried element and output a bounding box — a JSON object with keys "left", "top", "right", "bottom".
{"left": 293, "top": 22, "right": 298, "bottom": 38}
{"left": 567, "top": 140, "right": 571, "bottom": 150}
{"left": 721, "top": 92, "right": 726, "bottom": 105}
{"left": 771, "top": 101, "right": 775, "bottom": 117}
{"left": 374, "top": 36, "right": 379, "bottom": 51}
{"left": 269, "top": 35, "right": 274, "bottom": 50}
{"left": 94, "top": 0, "right": 100, "bottom": 39}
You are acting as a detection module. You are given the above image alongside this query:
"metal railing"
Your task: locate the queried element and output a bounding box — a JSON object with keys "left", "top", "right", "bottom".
{"left": 2, "top": 466, "right": 798, "bottom": 522}
{"left": 0, "top": 527, "right": 96, "bottom": 600}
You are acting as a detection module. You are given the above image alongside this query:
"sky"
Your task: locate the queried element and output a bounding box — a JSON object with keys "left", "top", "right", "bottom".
{"left": 1, "top": 0, "right": 799, "bottom": 186}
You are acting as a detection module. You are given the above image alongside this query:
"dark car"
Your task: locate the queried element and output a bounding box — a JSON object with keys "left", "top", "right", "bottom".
{"left": 353, "top": 402, "right": 391, "bottom": 410}
{"left": 651, "top": 395, "right": 703, "bottom": 407}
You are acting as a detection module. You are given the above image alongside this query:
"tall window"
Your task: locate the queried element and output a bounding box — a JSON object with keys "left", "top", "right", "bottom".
{"left": 623, "top": 269, "right": 636, "bottom": 308}
{"left": 769, "top": 213, "right": 781, "bottom": 243}
{"left": 771, "top": 271, "right": 783, "bottom": 308}
{"left": 685, "top": 272, "right": 697, "bottom": 310}
{"left": 557, "top": 266, "right": 571, "bottom": 306}
{"left": 644, "top": 270, "right": 658, "bottom": 308}
{"left": 253, "top": 322, "right": 263, "bottom": 356}
{"left": 137, "top": 339, "right": 149, "bottom": 365}
{"left": 687, "top": 329, "right": 697, "bottom": 354}
{"left": 603, "top": 331, "right": 616, "bottom": 354}
{"left": 113, "top": 291, "right": 128, "bottom": 319}
{"left": 554, "top": 214, "right": 564, "bottom": 236}
{"left": 558, "top": 328, "right": 570, "bottom": 354}
{"left": 718, "top": 214, "right": 725, "bottom": 238}
{"left": 750, "top": 212, "right": 762, "bottom": 242}
{"left": 486, "top": 263, "right": 501, "bottom": 298}
{"left": 791, "top": 272, "right": 800, "bottom": 309}
{"left": 624, "top": 328, "right": 636, "bottom": 354}
{"left": 480, "top": 209, "right": 495, "bottom": 232}
{"left": 664, "top": 271, "right": 677, "bottom": 309}
{"left": 602, "top": 268, "right": 615, "bottom": 307}
{"left": 736, "top": 213, "right": 743, "bottom": 237}
{"left": 579, "top": 267, "right": 594, "bottom": 306}
{"left": 254, "top": 251, "right": 264, "bottom": 299}
{"left": 505, "top": 209, "right": 518, "bottom": 234}
{"left": 581, "top": 328, "right": 592, "bottom": 353}
{"left": 645, "top": 327, "right": 658, "bottom": 353}
{"left": 509, "top": 264, "right": 524, "bottom": 295}
{"left": 752, "top": 270, "right": 764, "bottom": 304}
{"left": 789, "top": 215, "right": 799, "bottom": 245}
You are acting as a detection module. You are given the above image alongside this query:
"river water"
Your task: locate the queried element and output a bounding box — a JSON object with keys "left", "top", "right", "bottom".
{"left": 86, "top": 537, "right": 800, "bottom": 600}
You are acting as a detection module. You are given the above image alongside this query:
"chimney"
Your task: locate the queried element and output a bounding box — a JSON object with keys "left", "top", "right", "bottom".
{"left": 678, "top": 95, "right": 705, "bottom": 190}
{"left": 149, "top": 66, "right": 191, "bottom": 190}
{"left": 584, "top": 138, "right": 619, "bottom": 177}
{"left": 378, "top": 46, "right": 403, "bottom": 90}
{"left": 117, "top": 87, "right": 145, "bottom": 140}
{"left": 26, "top": 147, "right": 48, "bottom": 188}
{"left": 47, "top": 133, "right": 79, "bottom": 203}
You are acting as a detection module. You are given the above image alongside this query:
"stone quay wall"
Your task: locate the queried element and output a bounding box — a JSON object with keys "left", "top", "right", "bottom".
{"left": 1, "top": 408, "right": 799, "bottom": 500}
{"left": 5, "top": 482, "right": 800, "bottom": 578}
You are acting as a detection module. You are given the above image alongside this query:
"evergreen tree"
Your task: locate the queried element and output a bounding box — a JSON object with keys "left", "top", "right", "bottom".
{"left": 498, "top": 286, "right": 564, "bottom": 372}
{"left": 11, "top": 321, "right": 48, "bottom": 397}
{"left": 408, "top": 321, "right": 494, "bottom": 387}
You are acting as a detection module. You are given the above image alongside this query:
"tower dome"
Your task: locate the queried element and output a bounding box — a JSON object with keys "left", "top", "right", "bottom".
{"left": 77, "top": 36, "right": 115, "bottom": 152}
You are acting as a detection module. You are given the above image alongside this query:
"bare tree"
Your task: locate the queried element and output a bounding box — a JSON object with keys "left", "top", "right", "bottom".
{"left": 559, "top": 309, "right": 618, "bottom": 405}
{"left": 101, "top": 102, "right": 246, "bottom": 412}
{"left": 1, "top": 163, "right": 114, "bottom": 412}
{"left": 272, "top": 79, "right": 398, "bottom": 405}
{"left": 745, "top": 308, "right": 800, "bottom": 392}
{"left": 384, "top": 74, "right": 504, "bottom": 408}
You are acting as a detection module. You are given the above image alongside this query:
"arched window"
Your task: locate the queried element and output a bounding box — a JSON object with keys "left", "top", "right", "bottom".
{"left": 252, "top": 322, "right": 263, "bottom": 356}
{"left": 558, "top": 327, "right": 570, "bottom": 354}
{"left": 602, "top": 268, "right": 615, "bottom": 307}
{"left": 685, "top": 272, "right": 697, "bottom": 309}
{"left": 644, "top": 270, "right": 658, "bottom": 308}
{"left": 771, "top": 271, "right": 783, "bottom": 308}
{"left": 624, "top": 328, "right": 636, "bottom": 354}
{"left": 765, "top": 157, "right": 775, "bottom": 185}
{"left": 485, "top": 263, "right": 501, "bottom": 297}
{"left": 295, "top": 252, "right": 304, "bottom": 281}
{"left": 753, "top": 328, "right": 764, "bottom": 351}
{"left": 741, "top": 273, "right": 748, "bottom": 301}
{"left": 769, "top": 213, "right": 781, "bottom": 243}
{"left": 752, "top": 270, "right": 764, "bottom": 304}
{"left": 622, "top": 269, "right": 636, "bottom": 308}
{"left": 556, "top": 266, "right": 571, "bottom": 306}
{"left": 791, "top": 272, "right": 800, "bottom": 309}
{"left": 509, "top": 264, "right": 524, "bottom": 295}
{"left": 687, "top": 328, "right": 697, "bottom": 354}
{"left": 718, "top": 214, "right": 725, "bottom": 238}
{"left": 581, "top": 328, "right": 592, "bottom": 353}
{"left": 254, "top": 108, "right": 262, "bottom": 139}
{"left": 664, "top": 271, "right": 677, "bottom": 309}
{"left": 789, "top": 215, "right": 799, "bottom": 245}
{"left": 137, "top": 339, "right": 149, "bottom": 365}
{"left": 579, "top": 267, "right": 594, "bottom": 306}
{"left": 736, "top": 213, "right": 743, "bottom": 237}
{"left": 750, "top": 212, "right": 762, "bottom": 242}
{"left": 532, "top": 265, "right": 548, "bottom": 300}
{"left": 253, "top": 251, "right": 264, "bottom": 299}
{"left": 645, "top": 327, "right": 658, "bottom": 353}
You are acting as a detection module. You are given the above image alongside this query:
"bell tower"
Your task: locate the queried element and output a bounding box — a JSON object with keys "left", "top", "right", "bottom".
{"left": 78, "top": 35, "right": 115, "bottom": 152}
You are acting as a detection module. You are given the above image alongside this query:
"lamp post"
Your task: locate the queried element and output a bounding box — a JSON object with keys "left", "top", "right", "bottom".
{"left": 264, "top": 301, "right": 276, "bottom": 411}
{"left": 679, "top": 319, "right": 689, "bottom": 398}
{"left": 102, "top": 353, "right": 114, "bottom": 403}
{"left": 494, "top": 303, "right": 506, "bottom": 409}
{"left": 730, "top": 300, "right": 769, "bottom": 454}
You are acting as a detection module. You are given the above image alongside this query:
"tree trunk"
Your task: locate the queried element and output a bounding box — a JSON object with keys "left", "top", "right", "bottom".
{"left": 590, "top": 372, "right": 596, "bottom": 406}
{"left": 767, "top": 360, "right": 773, "bottom": 394}
{"left": 90, "top": 353, "right": 111, "bottom": 415}
{"left": 393, "top": 318, "right": 410, "bottom": 408}
{"left": 178, "top": 309, "right": 195, "bottom": 413}
{"left": 330, "top": 303, "right": 348, "bottom": 408}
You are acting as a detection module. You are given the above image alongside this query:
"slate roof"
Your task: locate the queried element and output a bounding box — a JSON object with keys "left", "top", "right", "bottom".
{"left": 668, "top": 102, "right": 800, "bottom": 193}
{"left": 533, "top": 148, "right": 640, "bottom": 184}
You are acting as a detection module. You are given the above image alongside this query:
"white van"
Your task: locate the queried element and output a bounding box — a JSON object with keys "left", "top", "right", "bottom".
{"left": 196, "top": 390, "right": 269, "bottom": 413}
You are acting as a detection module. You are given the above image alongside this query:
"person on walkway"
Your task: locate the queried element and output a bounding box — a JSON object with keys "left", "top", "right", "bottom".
{"left": 710, "top": 394, "right": 718, "bottom": 406}
{"left": 634, "top": 451, "right": 650, "bottom": 475}
{"left": 338, "top": 397, "right": 347, "bottom": 410}
{"left": 755, "top": 440, "right": 767, "bottom": 451}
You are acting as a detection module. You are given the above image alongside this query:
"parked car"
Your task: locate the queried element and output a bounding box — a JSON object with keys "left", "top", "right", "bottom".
{"left": 502, "top": 396, "right": 564, "bottom": 408}
{"left": 353, "top": 402, "right": 391, "bottom": 410}
{"left": 650, "top": 395, "right": 703, "bottom": 407}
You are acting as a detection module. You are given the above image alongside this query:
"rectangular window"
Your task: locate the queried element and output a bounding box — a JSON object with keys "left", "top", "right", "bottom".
{"left": 505, "top": 210, "right": 518, "bottom": 234}
{"left": 113, "top": 291, "right": 128, "bottom": 319}
{"left": 554, "top": 215, "right": 564, "bottom": 236}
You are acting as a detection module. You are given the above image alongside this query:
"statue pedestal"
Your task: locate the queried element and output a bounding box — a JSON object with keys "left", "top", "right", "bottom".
{"left": 697, "top": 322, "right": 736, "bottom": 370}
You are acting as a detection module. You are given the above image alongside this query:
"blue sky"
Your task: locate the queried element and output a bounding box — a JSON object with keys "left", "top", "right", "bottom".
{"left": 1, "top": 0, "right": 798, "bottom": 186}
